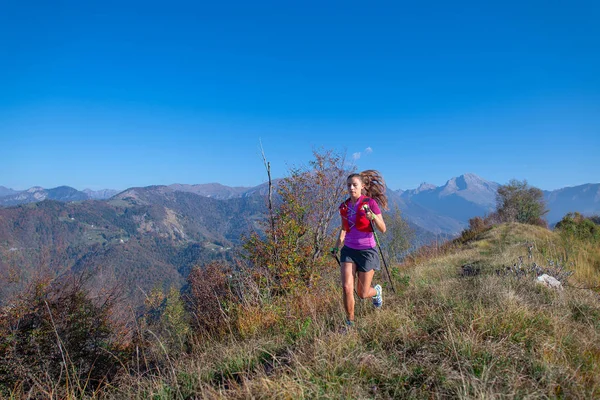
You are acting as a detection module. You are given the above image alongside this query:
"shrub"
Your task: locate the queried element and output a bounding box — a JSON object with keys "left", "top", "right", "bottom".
{"left": 0, "top": 273, "right": 128, "bottom": 396}
{"left": 496, "top": 179, "right": 548, "bottom": 226}
{"left": 185, "top": 261, "right": 236, "bottom": 337}
{"left": 457, "top": 216, "right": 492, "bottom": 243}
{"left": 139, "top": 284, "right": 191, "bottom": 356}
{"left": 555, "top": 212, "right": 600, "bottom": 243}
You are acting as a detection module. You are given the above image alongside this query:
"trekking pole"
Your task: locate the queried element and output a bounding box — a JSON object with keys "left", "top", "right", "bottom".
{"left": 364, "top": 205, "right": 396, "bottom": 294}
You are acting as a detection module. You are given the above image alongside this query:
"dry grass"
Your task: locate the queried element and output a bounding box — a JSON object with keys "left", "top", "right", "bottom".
{"left": 4, "top": 222, "right": 600, "bottom": 399}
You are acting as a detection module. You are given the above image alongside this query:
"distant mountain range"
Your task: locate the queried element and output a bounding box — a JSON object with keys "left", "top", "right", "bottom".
{"left": 1, "top": 174, "right": 598, "bottom": 308}
{"left": 2, "top": 175, "right": 599, "bottom": 233}
{"left": 543, "top": 184, "right": 600, "bottom": 224}
{"left": 389, "top": 174, "right": 599, "bottom": 232}
{"left": 386, "top": 173, "right": 501, "bottom": 234}
{"left": 0, "top": 183, "right": 269, "bottom": 205}
{"left": 0, "top": 186, "right": 118, "bottom": 206}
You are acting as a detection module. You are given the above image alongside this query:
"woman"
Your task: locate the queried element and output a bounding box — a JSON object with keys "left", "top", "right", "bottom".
{"left": 332, "top": 170, "right": 388, "bottom": 327}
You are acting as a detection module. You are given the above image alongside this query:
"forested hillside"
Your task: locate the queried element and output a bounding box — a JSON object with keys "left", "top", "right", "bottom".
{"left": 0, "top": 188, "right": 266, "bottom": 306}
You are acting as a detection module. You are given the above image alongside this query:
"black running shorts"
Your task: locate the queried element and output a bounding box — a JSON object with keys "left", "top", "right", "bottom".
{"left": 340, "top": 246, "right": 380, "bottom": 272}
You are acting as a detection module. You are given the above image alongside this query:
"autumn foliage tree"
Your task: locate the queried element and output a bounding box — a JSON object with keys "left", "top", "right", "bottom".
{"left": 243, "top": 149, "right": 349, "bottom": 294}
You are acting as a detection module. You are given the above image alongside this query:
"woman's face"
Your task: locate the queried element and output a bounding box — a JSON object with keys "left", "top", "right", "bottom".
{"left": 347, "top": 177, "right": 363, "bottom": 199}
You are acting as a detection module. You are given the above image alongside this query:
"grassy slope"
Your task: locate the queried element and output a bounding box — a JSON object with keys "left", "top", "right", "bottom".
{"left": 108, "top": 223, "right": 600, "bottom": 399}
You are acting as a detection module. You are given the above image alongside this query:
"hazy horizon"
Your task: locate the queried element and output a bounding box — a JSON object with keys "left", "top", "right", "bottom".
{"left": 2, "top": 172, "right": 599, "bottom": 194}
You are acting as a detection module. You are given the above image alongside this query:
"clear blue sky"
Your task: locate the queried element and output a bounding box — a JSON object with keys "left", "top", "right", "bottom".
{"left": 1, "top": 1, "right": 598, "bottom": 191}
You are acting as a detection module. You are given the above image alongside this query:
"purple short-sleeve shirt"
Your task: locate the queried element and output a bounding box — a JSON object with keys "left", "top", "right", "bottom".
{"left": 343, "top": 196, "right": 381, "bottom": 250}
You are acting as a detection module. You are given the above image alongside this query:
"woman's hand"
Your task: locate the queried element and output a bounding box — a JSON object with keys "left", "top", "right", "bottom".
{"left": 363, "top": 205, "right": 386, "bottom": 233}
{"left": 365, "top": 210, "right": 376, "bottom": 221}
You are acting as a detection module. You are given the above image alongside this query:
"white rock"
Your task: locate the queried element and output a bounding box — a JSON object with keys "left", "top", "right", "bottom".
{"left": 536, "top": 274, "right": 563, "bottom": 290}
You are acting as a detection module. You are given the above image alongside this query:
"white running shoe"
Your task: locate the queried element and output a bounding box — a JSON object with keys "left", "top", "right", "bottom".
{"left": 373, "top": 284, "right": 383, "bottom": 308}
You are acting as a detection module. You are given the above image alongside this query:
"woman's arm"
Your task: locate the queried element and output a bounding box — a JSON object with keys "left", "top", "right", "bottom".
{"left": 334, "top": 228, "right": 346, "bottom": 249}
{"left": 367, "top": 211, "right": 386, "bottom": 233}
{"left": 364, "top": 200, "right": 386, "bottom": 233}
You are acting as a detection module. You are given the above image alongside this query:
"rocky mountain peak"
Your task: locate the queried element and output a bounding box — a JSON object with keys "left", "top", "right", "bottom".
{"left": 415, "top": 182, "right": 436, "bottom": 193}
{"left": 442, "top": 173, "right": 497, "bottom": 193}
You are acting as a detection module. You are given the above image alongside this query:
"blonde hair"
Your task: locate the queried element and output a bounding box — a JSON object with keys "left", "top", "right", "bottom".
{"left": 347, "top": 169, "right": 388, "bottom": 210}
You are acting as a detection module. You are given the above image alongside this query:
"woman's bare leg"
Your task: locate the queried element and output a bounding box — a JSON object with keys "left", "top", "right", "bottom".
{"left": 341, "top": 262, "right": 356, "bottom": 321}
{"left": 356, "top": 270, "right": 377, "bottom": 299}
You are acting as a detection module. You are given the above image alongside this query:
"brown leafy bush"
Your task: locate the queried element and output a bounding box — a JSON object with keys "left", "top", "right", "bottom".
{"left": 185, "top": 261, "right": 237, "bottom": 337}
{"left": 458, "top": 216, "right": 493, "bottom": 243}
{"left": 0, "top": 272, "right": 129, "bottom": 397}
